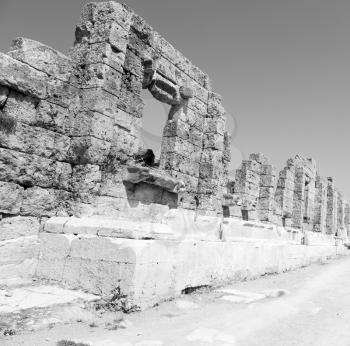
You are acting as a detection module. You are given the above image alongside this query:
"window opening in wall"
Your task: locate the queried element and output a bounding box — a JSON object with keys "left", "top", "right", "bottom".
{"left": 140, "top": 89, "right": 170, "bottom": 164}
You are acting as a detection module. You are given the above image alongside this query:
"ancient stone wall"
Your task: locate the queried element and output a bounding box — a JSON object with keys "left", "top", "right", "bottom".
{"left": 0, "top": 2, "right": 231, "bottom": 222}
{"left": 0, "top": 2, "right": 231, "bottom": 280}
{"left": 224, "top": 153, "right": 350, "bottom": 236}
{"left": 0, "top": 1, "right": 349, "bottom": 286}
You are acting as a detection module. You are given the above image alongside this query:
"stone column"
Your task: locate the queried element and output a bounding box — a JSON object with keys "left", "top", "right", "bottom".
{"left": 313, "top": 175, "right": 328, "bottom": 233}
{"left": 326, "top": 177, "right": 337, "bottom": 234}
{"left": 275, "top": 162, "right": 295, "bottom": 227}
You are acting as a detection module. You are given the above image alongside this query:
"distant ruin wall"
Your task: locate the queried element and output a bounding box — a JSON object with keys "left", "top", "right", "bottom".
{"left": 224, "top": 153, "right": 350, "bottom": 237}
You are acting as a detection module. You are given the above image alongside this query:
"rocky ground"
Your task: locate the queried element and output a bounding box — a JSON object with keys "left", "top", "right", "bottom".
{"left": 2, "top": 255, "right": 350, "bottom": 346}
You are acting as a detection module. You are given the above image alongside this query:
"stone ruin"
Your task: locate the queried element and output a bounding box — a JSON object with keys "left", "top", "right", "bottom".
{"left": 224, "top": 153, "right": 350, "bottom": 237}
{"left": 0, "top": 2, "right": 349, "bottom": 309}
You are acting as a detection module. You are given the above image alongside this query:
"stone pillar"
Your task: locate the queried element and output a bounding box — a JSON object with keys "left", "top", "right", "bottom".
{"left": 254, "top": 154, "right": 277, "bottom": 222}
{"left": 337, "top": 191, "right": 345, "bottom": 236}
{"left": 69, "top": 2, "right": 135, "bottom": 165}
{"left": 233, "top": 154, "right": 262, "bottom": 221}
{"left": 275, "top": 162, "right": 295, "bottom": 227}
{"left": 326, "top": 177, "right": 337, "bottom": 234}
{"left": 313, "top": 174, "right": 328, "bottom": 233}
{"left": 344, "top": 201, "right": 350, "bottom": 237}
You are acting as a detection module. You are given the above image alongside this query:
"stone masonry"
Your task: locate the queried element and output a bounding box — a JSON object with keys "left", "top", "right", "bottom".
{"left": 224, "top": 154, "right": 350, "bottom": 235}
{"left": 0, "top": 1, "right": 349, "bottom": 306}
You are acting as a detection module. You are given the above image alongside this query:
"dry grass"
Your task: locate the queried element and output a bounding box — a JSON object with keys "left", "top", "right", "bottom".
{"left": 57, "top": 340, "right": 91, "bottom": 346}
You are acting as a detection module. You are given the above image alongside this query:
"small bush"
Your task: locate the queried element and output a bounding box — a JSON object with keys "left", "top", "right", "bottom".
{"left": 57, "top": 340, "right": 91, "bottom": 346}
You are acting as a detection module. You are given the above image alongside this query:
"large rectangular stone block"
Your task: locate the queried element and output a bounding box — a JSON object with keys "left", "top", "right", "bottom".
{"left": 68, "top": 136, "right": 111, "bottom": 165}
{"left": 0, "top": 52, "right": 48, "bottom": 98}
{"left": 20, "top": 186, "right": 71, "bottom": 217}
{"left": 9, "top": 38, "right": 73, "bottom": 82}
{"left": 0, "top": 122, "right": 70, "bottom": 161}
{"left": 71, "top": 42, "right": 125, "bottom": 74}
{"left": 0, "top": 148, "right": 72, "bottom": 190}
{"left": 0, "top": 181, "right": 24, "bottom": 214}
{"left": 0, "top": 215, "right": 40, "bottom": 241}
{"left": 71, "top": 111, "right": 114, "bottom": 141}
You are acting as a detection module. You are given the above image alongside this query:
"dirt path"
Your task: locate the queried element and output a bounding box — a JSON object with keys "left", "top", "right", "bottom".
{"left": 2, "top": 255, "right": 350, "bottom": 346}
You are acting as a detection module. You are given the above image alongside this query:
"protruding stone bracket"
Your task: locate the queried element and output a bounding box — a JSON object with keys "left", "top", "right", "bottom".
{"left": 124, "top": 165, "right": 185, "bottom": 193}
{"left": 142, "top": 58, "right": 194, "bottom": 107}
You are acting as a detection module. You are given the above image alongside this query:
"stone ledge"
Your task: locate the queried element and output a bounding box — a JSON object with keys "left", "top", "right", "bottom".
{"left": 44, "top": 216, "right": 178, "bottom": 240}
{"left": 36, "top": 233, "right": 347, "bottom": 310}
{"left": 124, "top": 165, "right": 185, "bottom": 193}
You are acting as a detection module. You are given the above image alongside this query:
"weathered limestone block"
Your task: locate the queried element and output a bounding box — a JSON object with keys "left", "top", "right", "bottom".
{"left": 78, "top": 1, "right": 133, "bottom": 32}
{"left": 199, "top": 163, "right": 223, "bottom": 180}
{"left": 123, "top": 49, "right": 143, "bottom": 78}
{"left": 73, "top": 63, "right": 123, "bottom": 97}
{"left": 111, "top": 125, "right": 140, "bottom": 158}
{"left": 0, "top": 122, "right": 71, "bottom": 161}
{"left": 124, "top": 165, "right": 185, "bottom": 193}
{"left": 70, "top": 164, "right": 101, "bottom": 194}
{"left": 0, "top": 234, "right": 40, "bottom": 284}
{"left": 197, "top": 194, "right": 222, "bottom": 212}
{"left": 71, "top": 111, "right": 114, "bottom": 141}
{"left": 163, "top": 119, "right": 203, "bottom": 148}
{"left": 8, "top": 38, "right": 73, "bottom": 82}
{"left": 167, "top": 171, "right": 198, "bottom": 194}
{"left": 250, "top": 153, "right": 269, "bottom": 165}
{"left": 157, "top": 35, "right": 210, "bottom": 89}
{"left": 200, "top": 149, "right": 224, "bottom": 166}
{"left": 68, "top": 136, "right": 111, "bottom": 165}
{"left": 20, "top": 187, "right": 71, "bottom": 217}
{"left": 45, "top": 216, "right": 178, "bottom": 240}
{"left": 79, "top": 88, "right": 120, "bottom": 118}
{"left": 114, "top": 108, "right": 142, "bottom": 133}
{"left": 187, "top": 96, "right": 207, "bottom": 117}
{"left": 2, "top": 91, "right": 73, "bottom": 136}
{"left": 0, "top": 215, "right": 40, "bottom": 241}
{"left": 117, "top": 88, "right": 144, "bottom": 118}
{"left": 148, "top": 74, "right": 181, "bottom": 106}
{"left": 71, "top": 42, "right": 125, "bottom": 74}
{"left": 207, "top": 92, "right": 225, "bottom": 118}
{"left": 46, "top": 79, "right": 80, "bottom": 111}
{"left": 0, "top": 181, "right": 24, "bottom": 214}
{"left": 345, "top": 202, "right": 350, "bottom": 237}
{"left": 3, "top": 90, "right": 37, "bottom": 124}
{"left": 313, "top": 175, "right": 327, "bottom": 233}
{"left": 161, "top": 136, "right": 200, "bottom": 159}
{"left": 203, "top": 132, "right": 224, "bottom": 151}
{"left": 0, "top": 52, "right": 48, "bottom": 98}
{"left": 36, "top": 101, "right": 73, "bottom": 134}
{"left": 98, "top": 179, "right": 127, "bottom": 199}
{"left": 76, "top": 17, "right": 130, "bottom": 54}
{"left": 121, "top": 69, "right": 143, "bottom": 96}
{"left": 326, "top": 177, "right": 337, "bottom": 234}
{"left": 236, "top": 168, "right": 260, "bottom": 186}
{"left": 176, "top": 107, "right": 205, "bottom": 132}
{"left": 204, "top": 117, "right": 226, "bottom": 136}
{"left": 161, "top": 152, "right": 200, "bottom": 177}
{"left": 0, "top": 148, "right": 72, "bottom": 190}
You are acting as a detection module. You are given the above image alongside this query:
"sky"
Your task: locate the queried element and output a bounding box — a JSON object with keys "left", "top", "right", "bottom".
{"left": 1, "top": 0, "right": 350, "bottom": 196}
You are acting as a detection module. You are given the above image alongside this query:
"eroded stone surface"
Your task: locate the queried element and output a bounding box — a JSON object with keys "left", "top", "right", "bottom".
{"left": 0, "top": 1, "right": 349, "bottom": 312}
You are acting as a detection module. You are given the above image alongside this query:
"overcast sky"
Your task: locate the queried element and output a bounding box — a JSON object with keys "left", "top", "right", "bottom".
{"left": 1, "top": 0, "right": 350, "bottom": 196}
